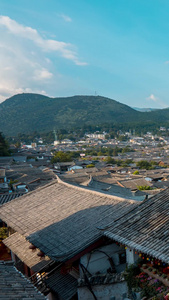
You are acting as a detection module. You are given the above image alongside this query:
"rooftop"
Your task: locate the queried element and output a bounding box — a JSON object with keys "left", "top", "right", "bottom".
{"left": 117, "top": 177, "right": 153, "bottom": 190}
{"left": 0, "top": 261, "right": 46, "bottom": 299}
{"left": 4, "top": 232, "right": 51, "bottom": 272}
{"left": 0, "top": 178, "right": 139, "bottom": 262}
{"left": 45, "top": 267, "right": 78, "bottom": 300}
{"left": 0, "top": 193, "right": 25, "bottom": 206}
{"left": 103, "top": 187, "right": 169, "bottom": 263}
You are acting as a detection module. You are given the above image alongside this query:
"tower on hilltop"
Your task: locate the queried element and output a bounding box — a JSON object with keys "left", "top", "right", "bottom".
{"left": 53, "top": 129, "right": 60, "bottom": 146}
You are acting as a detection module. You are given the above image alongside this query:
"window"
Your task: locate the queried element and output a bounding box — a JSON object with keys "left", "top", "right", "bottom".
{"left": 119, "top": 252, "right": 126, "bottom": 264}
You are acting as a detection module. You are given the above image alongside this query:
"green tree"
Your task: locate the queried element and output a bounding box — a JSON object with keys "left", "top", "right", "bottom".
{"left": 118, "top": 135, "right": 128, "bottom": 142}
{"left": 136, "top": 160, "right": 152, "bottom": 170}
{"left": 122, "top": 146, "right": 134, "bottom": 154}
{"left": 97, "top": 151, "right": 103, "bottom": 156}
{"left": 105, "top": 134, "right": 110, "bottom": 140}
{"left": 86, "top": 163, "right": 95, "bottom": 168}
{"left": 113, "top": 146, "right": 118, "bottom": 156}
{"left": 0, "top": 132, "right": 10, "bottom": 156}
{"left": 105, "top": 156, "right": 116, "bottom": 164}
{"left": 121, "top": 159, "right": 133, "bottom": 167}
{"left": 51, "top": 151, "right": 73, "bottom": 163}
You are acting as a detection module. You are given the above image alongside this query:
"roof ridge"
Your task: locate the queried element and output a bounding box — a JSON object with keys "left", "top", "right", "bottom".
{"left": 56, "top": 175, "right": 137, "bottom": 203}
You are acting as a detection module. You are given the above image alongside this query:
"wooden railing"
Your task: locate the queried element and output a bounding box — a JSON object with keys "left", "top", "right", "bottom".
{"left": 141, "top": 267, "right": 169, "bottom": 287}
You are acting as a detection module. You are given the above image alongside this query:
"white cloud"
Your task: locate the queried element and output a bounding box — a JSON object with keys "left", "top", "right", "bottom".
{"left": 60, "top": 14, "right": 72, "bottom": 22}
{"left": 0, "top": 83, "right": 47, "bottom": 103}
{"left": 147, "top": 94, "right": 158, "bottom": 102}
{"left": 146, "top": 94, "right": 167, "bottom": 108}
{"left": 0, "top": 16, "right": 87, "bottom": 65}
{"left": 0, "top": 15, "right": 87, "bottom": 102}
{"left": 34, "top": 68, "right": 53, "bottom": 80}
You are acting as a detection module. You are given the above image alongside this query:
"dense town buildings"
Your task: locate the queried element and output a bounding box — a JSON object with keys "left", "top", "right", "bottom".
{"left": 1, "top": 131, "right": 169, "bottom": 298}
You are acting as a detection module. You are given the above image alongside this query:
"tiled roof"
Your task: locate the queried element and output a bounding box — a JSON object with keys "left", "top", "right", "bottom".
{"left": 0, "top": 261, "right": 46, "bottom": 299}
{"left": 55, "top": 162, "right": 74, "bottom": 167}
{"left": 0, "top": 179, "right": 139, "bottom": 262}
{"left": 117, "top": 178, "right": 153, "bottom": 190}
{"left": 45, "top": 267, "right": 78, "bottom": 300}
{"left": 0, "top": 193, "right": 25, "bottom": 205}
{"left": 103, "top": 187, "right": 169, "bottom": 263}
{"left": 72, "top": 167, "right": 99, "bottom": 173}
{"left": 0, "top": 168, "right": 5, "bottom": 177}
{"left": 152, "top": 180, "right": 169, "bottom": 189}
{"left": 5, "top": 165, "right": 56, "bottom": 193}
{"left": 0, "top": 157, "right": 13, "bottom": 165}
{"left": 59, "top": 173, "right": 90, "bottom": 184}
{"left": 85, "top": 179, "right": 145, "bottom": 201}
{"left": 93, "top": 175, "right": 128, "bottom": 185}
{"left": 4, "top": 232, "right": 51, "bottom": 272}
{"left": 145, "top": 169, "right": 169, "bottom": 176}
{"left": 6, "top": 166, "right": 55, "bottom": 184}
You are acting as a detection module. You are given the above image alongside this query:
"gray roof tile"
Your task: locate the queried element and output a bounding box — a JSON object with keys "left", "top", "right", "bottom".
{"left": 103, "top": 187, "right": 169, "bottom": 263}
{"left": 45, "top": 267, "right": 77, "bottom": 300}
{"left": 0, "top": 261, "right": 46, "bottom": 299}
{"left": 0, "top": 193, "right": 25, "bottom": 205}
{"left": 0, "top": 179, "right": 139, "bottom": 261}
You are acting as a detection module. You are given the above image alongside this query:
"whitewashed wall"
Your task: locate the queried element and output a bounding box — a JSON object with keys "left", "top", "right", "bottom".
{"left": 80, "top": 243, "right": 126, "bottom": 275}
{"left": 126, "top": 248, "right": 139, "bottom": 265}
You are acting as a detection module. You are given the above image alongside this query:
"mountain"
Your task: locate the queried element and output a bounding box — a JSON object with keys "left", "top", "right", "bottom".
{"left": 0, "top": 93, "right": 141, "bottom": 135}
{"left": 0, "top": 93, "right": 169, "bottom": 136}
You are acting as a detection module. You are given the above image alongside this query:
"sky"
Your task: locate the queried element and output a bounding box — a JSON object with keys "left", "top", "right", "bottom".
{"left": 1, "top": 0, "right": 169, "bottom": 108}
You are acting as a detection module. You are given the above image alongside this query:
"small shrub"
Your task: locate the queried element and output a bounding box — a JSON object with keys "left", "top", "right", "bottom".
{"left": 137, "top": 185, "right": 151, "bottom": 191}
{"left": 123, "top": 264, "right": 140, "bottom": 291}
{"left": 86, "top": 164, "right": 95, "bottom": 168}
{"left": 133, "top": 170, "right": 139, "bottom": 175}
{"left": 0, "top": 227, "right": 8, "bottom": 240}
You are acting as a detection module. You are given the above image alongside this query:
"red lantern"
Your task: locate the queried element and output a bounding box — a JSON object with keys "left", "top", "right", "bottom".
{"left": 29, "top": 244, "right": 36, "bottom": 250}
{"left": 37, "top": 251, "right": 45, "bottom": 257}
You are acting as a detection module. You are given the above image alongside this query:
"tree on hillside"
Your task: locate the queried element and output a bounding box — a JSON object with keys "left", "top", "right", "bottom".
{"left": 0, "top": 132, "right": 10, "bottom": 156}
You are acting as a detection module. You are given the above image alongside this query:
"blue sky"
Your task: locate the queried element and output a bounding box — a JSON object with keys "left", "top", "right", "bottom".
{"left": 1, "top": 0, "right": 169, "bottom": 108}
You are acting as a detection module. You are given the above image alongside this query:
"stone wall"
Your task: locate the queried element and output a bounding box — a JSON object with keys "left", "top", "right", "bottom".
{"left": 78, "top": 281, "right": 128, "bottom": 300}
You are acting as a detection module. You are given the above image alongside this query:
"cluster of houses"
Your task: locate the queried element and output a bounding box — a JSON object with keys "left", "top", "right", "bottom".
{"left": 1, "top": 143, "right": 169, "bottom": 299}
{"left": 1, "top": 172, "right": 169, "bottom": 299}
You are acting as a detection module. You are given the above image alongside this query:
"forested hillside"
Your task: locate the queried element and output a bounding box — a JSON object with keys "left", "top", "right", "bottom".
{"left": 0, "top": 93, "right": 169, "bottom": 135}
